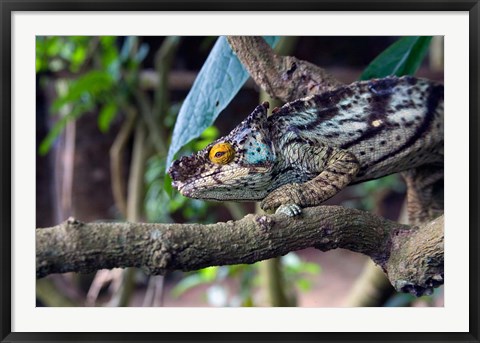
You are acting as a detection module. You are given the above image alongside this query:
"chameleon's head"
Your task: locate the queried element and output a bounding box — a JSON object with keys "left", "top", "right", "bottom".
{"left": 168, "top": 102, "right": 276, "bottom": 201}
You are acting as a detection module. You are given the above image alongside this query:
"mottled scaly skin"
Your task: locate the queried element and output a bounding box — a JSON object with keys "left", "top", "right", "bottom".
{"left": 168, "top": 76, "right": 444, "bottom": 215}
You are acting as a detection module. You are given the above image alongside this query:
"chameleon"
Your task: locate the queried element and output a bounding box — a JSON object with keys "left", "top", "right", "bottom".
{"left": 168, "top": 76, "right": 444, "bottom": 216}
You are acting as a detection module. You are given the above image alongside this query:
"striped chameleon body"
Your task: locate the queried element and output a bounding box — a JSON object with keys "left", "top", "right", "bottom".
{"left": 168, "top": 76, "right": 444, "bottom": 216}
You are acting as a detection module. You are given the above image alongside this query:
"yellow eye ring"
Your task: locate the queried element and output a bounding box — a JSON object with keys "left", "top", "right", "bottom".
{"left": 209, "top": 142, "right": 235, "bottom": 165}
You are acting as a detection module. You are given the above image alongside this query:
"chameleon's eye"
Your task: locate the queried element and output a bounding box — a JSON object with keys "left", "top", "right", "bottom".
{"left": 209, "top": 142, "right": 235, "bottom": 165}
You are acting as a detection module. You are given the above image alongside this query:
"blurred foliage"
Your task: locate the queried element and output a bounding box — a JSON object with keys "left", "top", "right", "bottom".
{"left": 36, "top": 36, "right": 149, "bottom": 155}
{"left": 171, "top": 252, "right": 320, "bottom": 306}
{"left": 36, "top": 36, "right": 90, "bottom": 73}
{"left": 281, "top": 252, "right": 321, "bottom": 293}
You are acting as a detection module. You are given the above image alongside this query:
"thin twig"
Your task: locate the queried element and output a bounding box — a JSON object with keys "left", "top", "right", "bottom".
{"left": 109, "top": 109, "right": 137, "bottom": 218}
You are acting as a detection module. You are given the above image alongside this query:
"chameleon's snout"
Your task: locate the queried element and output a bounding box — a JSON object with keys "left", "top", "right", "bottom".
{"left": 168, "top": 153, "right": 217, "bottom": 198}
{"left": 167, "top": 157, "right": 188, "bottom": 183}
{"left": 168, "top": 158, "right": 191, "bottom": 194}
{"left": 168, "top": 152, "right": 208, "bottom": 185}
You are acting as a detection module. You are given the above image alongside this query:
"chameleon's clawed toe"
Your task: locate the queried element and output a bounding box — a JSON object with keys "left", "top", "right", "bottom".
{"left": 275, "top": 204, "right": 302, "bottom": 217}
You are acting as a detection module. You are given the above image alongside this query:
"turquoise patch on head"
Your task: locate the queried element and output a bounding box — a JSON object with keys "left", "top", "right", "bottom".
{"left": 245, "top": 141, "right": 273, "bottom": 164}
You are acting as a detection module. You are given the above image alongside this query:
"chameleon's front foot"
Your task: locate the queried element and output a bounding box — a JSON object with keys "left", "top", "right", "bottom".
{"left": 275, "top": 204, "right": 302, "bottom": 216}
{"left": 261, "top": 183, "right": 304, "bottom": 216}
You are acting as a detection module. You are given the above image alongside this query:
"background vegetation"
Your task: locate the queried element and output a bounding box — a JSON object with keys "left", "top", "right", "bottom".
{"left": 36, "top": 36, "right": 444, "bottom": 307}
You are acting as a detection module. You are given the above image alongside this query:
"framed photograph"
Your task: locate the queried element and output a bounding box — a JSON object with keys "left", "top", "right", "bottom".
{"left": 1, "top": 1, "right": 478, "bottom": 342}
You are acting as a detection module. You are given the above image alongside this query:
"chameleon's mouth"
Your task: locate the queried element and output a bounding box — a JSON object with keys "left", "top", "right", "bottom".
{"left": 171, "top": 179, "right": 190, "bottom": 196}
{"left": 172, "top": 180, "right": 207, "bottom": 199}
{"left": 170, "top": 166, "right": 272, "bottom": 200}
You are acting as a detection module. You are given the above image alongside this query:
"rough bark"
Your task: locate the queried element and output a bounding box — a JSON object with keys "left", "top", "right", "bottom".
{"left": 386, "top": 215, "right": 444, "bottom": 294}
{"left": 227, "top": 36, "right": 342, "bottom": 102}
{"left": 36, "top": 207, "right": 444, "bottom": 296}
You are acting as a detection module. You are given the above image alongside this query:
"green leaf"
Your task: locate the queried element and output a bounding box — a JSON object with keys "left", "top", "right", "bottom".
{"left": 241, "top": 295, "right": 254, "bottom": 307}
{"left": 296, "top": 278, "right": 313, "bottom": 292}
{"left": 70, "top": 44, "right": 87, "bottom": 72}
{"left": 163, "top": 174, "right": 173, "bottom": 197}
{"left": 97, "top": 102, "right": 117, "bottom": 132}
{"left": 199, "top": 266, "right": 219, "bottom": 282}
{"left": 45, "top": 36, "right": 61, "bottom": 56}
{"left": 144, "top": 156, "right": 174, "bottom": 221}
{"left": 36, "top": 37, "right": 47, "bottom": 73}
{"left": 51, "top": 71, "right": 114, "bottom": 112}
{"left": 194, "top": 126, "right": 220, "bottom": 151}
{"left": 302, "top": 262, "right": 321, "bottom": 275}
{"left": 100, "top": 37, "right": 120, "bottom": 71}
{"left": 171, "top": 274, "right": 207, "bottom": 298}
{"left": 171, "top": 267, "right": 219, "bottom": 298}
{"left": 360, "top": 36, "right": 432, "bottom": 80}
{"left": 166, "top": 36, "right": 281, "bottom": 168}
{"left": 167, "top": 193, "right": 187, "bottom": 213}
{"left": 100, "top": 36, "right": 116, "bottom": 47}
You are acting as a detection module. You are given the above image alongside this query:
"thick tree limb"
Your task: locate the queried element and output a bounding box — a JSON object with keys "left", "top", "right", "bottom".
{"left": 227, "top": 36, "right": 342, "bottom": 102}
{"left": 36, "top": 206, "right": 443, "bottom": 296}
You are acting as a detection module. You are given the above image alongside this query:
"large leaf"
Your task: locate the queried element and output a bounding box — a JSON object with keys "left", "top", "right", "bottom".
{"left": 360, "top": 36, "right": 432, "bottom": 80}
{"left": 166, "top": 36, "right": 280, "bottom": 168}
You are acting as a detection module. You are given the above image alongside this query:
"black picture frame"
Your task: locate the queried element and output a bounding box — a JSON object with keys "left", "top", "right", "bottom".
{"left": 1, "top": 1, "right": 478, "bottom": 342}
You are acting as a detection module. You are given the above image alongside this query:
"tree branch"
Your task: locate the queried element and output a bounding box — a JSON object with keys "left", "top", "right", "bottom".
{"left": 227, "top": 36, "right": 342, "bottom": 102}
{"left": 109, "top": 109, "right": 137, "bottom": 218}
{"left": 36, "top": 206, "right": 443, "bottom": 296}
